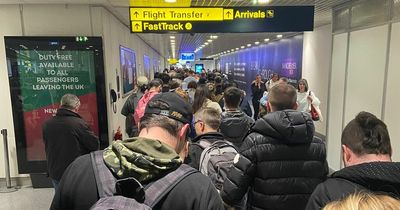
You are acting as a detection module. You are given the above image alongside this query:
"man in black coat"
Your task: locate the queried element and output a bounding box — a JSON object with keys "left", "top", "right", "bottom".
{"left": 306, "top": 111, "right": 400, "bottom": 210}
{"left": 186, "top": 108, "right": 226, "bottom": 170}
{"left": 121, "top": 76, "right": 148, "bottom": 137}
{"left": 51, "top": 92, "right": 224, "bottom": 210}
{"left": 221, "top": 83, "right": 328, "bottom": 210}
{"left": 42, "top": 94, "right": 99, "bottom": 191}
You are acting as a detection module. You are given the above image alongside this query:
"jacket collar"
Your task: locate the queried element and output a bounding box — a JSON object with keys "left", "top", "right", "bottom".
{"left": 192, "top": 132, "right": 225, "bottom": 143}
{"left": 56, "top": 108, "right": 81, "bottom": 118}
{"left": 332, "top": 161, "right": 400, "bottom": 196}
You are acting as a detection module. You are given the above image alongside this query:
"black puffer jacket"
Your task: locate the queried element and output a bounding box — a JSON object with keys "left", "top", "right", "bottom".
{"left": 306, "top": 162, "right": 400, "bottom": 210}
{"left": 221, "top": 110, "right": 328, "bottom": 210}
{"left": 220, "top": 111, "right": 254, "bottom": 148}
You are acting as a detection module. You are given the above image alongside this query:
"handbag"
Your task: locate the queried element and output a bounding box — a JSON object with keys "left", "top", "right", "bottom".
{"left": 310, "top": 104, "right": 320, "bottom": 121}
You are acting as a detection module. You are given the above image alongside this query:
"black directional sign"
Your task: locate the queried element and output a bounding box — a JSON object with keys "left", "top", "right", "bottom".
{"left": 129, "top": 6, "right": 314, "bottom": 33}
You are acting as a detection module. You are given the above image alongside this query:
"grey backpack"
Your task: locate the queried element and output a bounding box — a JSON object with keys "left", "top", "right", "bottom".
{"left": 90, "top": 151, "right": 197, "bottom": 210}
{"left": 196, "top": 140, "right": 238, "bottom": 190}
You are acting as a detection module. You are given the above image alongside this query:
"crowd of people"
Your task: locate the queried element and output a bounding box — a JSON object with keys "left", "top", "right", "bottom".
{"left": 43, "top": 67, "right": 400, "bottom": 210}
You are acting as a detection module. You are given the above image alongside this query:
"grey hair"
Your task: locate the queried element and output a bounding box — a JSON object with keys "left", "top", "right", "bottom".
{"left": 60, "top": 94, "right": 80, "bottom": 110}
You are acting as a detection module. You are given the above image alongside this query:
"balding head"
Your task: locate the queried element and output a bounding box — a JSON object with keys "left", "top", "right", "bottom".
{"left": 268, "top": 83, "right": 297, "bottom": 112}
{"left": 60, "top": 94, "right": 80, "bottom": 111}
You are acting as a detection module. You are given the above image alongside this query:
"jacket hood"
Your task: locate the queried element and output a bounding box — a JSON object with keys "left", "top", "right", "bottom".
{"left": 103, "top": 137, "right": 182, "bottom": 182}
{"left": 220, "top": 111, "right": 253, "bottom": 140}
{"left": 332, "top": 162, "right": 400, "bottom": 196}
{"left": 251, "top": 110, "right": 315, "bottom": 144}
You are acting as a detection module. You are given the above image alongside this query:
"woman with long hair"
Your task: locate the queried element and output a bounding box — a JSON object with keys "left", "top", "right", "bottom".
{"left": 192, "top": 84, "right": 222, "bottom": 114}
{"left": 296, "top": 78, "right": 322, "bottom": 121}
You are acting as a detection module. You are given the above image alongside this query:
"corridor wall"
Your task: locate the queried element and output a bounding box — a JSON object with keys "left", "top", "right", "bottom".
{"left": 0, "top": 4, "right": 165, "bottom": 179}
{"left": 327, "top": 20, "right": 400, "bottom": 170}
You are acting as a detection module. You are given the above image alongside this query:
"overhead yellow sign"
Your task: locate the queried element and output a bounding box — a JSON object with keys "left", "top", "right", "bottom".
{"left": 130, "top": 8, "right": 224, "bottom": 21}
{"left": 130, "top": 0, "right": 191, "bottom": 7}
{"left": 128, "top": 6, "right": 316, "bottom": 33}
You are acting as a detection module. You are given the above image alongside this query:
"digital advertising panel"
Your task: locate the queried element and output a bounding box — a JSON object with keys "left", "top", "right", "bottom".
{"left": 5, "top": 36, "right": 108, "bottom": 173}
{"left": 219, "top": 34, "right": 304, "bottom": 98}
{"left": 120, "top": 46, "right": 137, "bottom": 96}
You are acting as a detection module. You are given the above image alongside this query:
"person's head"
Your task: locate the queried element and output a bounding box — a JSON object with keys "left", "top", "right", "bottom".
{"left": 215, "top": 76, "right": 222, "bottom": 85}
{"left": 60, "top": 94, "right": 80, "bottom": 112}
{"left": 160, "top": 73, "right": 171, "bottom": 85}
{"left": 187, "top": 81, "right": 197, "bottom": 90}
{"left": 139, "top": 92, "right": 193, "bottom": 160}
{"left": 169, "top": 78, "right": 182, "bottom": 90}
{"left": 192, "top": 85, "right": 212, "bottom": 114}
{"left": 148, "top": 79, "right": 162, "bottom": 92}
{"left": 271, "top": 73, "right": 279, "bottom": 82}
{"left": 297, "top": 78, "right": 309, "bottom": 93}
{"left": 255, "top": 75, "right": 261, "bottom": 83}
{"left": 267, "top": 83, "right": 297, "bottom": 112}
{"left": 188, "top": 70, "right": 195, "bottom": 76}
{"left": 323, "top": 192, "right": 400, "bottom": 210}
{"left": 278, "top": 77, "right": 289, "bottom": 84}
{"left": 341, "top": 112, "right": 392, "bottom": 167}
{"left": 193, "top": 108, "right": 221, "bottom": 135}
{"left": 137, "top": 76, "right": 149, "bottom": 93}
{"left": 223, "top": 87, "right": 242, "bottom": 109}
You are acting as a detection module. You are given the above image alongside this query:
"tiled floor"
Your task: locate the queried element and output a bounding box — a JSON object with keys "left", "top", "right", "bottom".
{"left": 0, "top": 186, "right": 54, "bottom": 210}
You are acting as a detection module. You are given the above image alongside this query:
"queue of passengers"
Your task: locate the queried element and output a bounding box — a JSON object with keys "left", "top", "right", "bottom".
{"left": 45, "top": 67, "right": 400, "bottom": 210}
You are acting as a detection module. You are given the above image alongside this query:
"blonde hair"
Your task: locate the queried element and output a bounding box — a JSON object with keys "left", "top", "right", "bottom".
{"left": 323, "top": 192, "right": 400, "bottom": 210}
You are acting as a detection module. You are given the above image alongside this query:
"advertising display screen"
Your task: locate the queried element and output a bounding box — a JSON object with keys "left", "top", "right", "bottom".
{"left": 120, "top": 46, "right": 137, "bottom": 96}
{"left": 219, "top": 35, "right": 303, "bottom": 97}
{"left": 5, "top": 37, "right": 108, "bottom": 173}
{"left": 195, "top": 64, "right": 204, "bottom": 74}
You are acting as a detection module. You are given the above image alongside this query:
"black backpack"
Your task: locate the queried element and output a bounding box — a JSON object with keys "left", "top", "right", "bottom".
{"left": 90, "top": 151, "right": 197, "bottom": 210}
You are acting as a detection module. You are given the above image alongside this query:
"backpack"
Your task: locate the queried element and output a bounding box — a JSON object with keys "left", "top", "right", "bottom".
{"left": 195, "top": 140, "right": 238, "bottom": 190}
{"left": 90, "top": 151, "right": 197, "bottom": 210}
{"left": 133, "top": 91, "right": 158, "bottom": 127}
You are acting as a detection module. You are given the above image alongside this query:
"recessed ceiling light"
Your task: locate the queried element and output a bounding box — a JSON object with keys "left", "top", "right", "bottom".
{"left": 277, "top": 34, "right": 283, "bottom": 38}
{"left": 231, "top": 49, "right": 234, "bottom": 51}
{"left": 264, "top": 38, "right": 270, "bottom": 42}
{"left": 205, "top": 42, "right": 209, "bottom": 45}
{"left": 235, "top": 48, "right": 239, "bottom": 50}
{"left": 247, "top": 44, "right": 251, "bottom": 47}
{"left": 210, "top": 35, "right": 218, "bottom": 39}
{"left": 241, "top": 46, "right": 245, "bottom": 49}
{"left": 258, "top": 0, "right": 271, "bottom": 3}
{"left": 207, "top": 39, "right": 213, "bottom": 42}
{"left": 201, "top": 45, "right": 205, "bottom": 47}
{"left": 255, "top": 41, "right": 260, "bottom": 45}
{"left": 170, "top": 36, "right": 175, "bottom": 39}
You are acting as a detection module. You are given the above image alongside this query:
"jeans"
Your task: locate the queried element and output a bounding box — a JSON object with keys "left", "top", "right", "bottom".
{"left": 51, "top": 179, "right": 60, "bottom": 193}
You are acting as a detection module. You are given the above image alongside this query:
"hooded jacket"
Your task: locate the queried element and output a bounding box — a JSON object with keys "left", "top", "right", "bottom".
{"left": 51, "top": 137, "right": 224, "bottom": 210}
{"left": 220, "top": 110, "right": 254, "bottom": 148}
{"left": 221, "top": 110, "right": 328, "bottom": 210}
{"left": 306, "top": 161, "right": 400, "bottom": 210}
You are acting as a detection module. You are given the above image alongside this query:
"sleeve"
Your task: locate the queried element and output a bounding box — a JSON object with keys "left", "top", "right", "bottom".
{"left": 121, "top": 93, "right": 136, "bottom": 116}
{"left": 77, "top": 121, "right": 99, "bottom": 152}
{"left": 220, "top": 134, "right": 257, "bottom": 205}
{"left": 310, "top": 91, "right": 321, "bottom": 106}
{"left": 202, "top": 181, "right": 226, "bottom": 210}
{"left": 305, "top": 183, "right": 330, "bottom": 210}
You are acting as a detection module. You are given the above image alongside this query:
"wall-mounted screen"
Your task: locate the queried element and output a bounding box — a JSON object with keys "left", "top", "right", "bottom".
{"left": 120, "top": 46, "right": 137, "bottom": 97}
{"left": 5, "top": 36, "right": 108, "bottom": 173}
{"left": 181, "top": 53, "right": 195, "bottom": 61}
{"left": 143, "top": 55, "right": 151, "bottom": 79}
{"left": 195, "top": 64, "right": 204, "bottom": 74}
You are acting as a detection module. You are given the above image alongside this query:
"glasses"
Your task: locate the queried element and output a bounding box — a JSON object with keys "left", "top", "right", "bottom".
{"left": 194, "top": 120, "right": 202, "bottom": 125}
